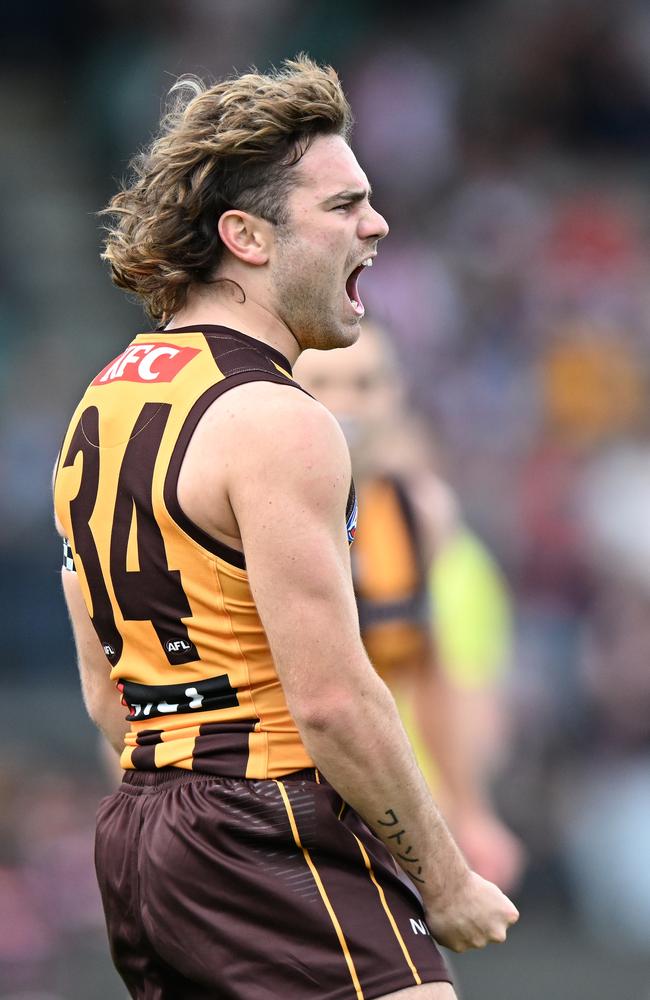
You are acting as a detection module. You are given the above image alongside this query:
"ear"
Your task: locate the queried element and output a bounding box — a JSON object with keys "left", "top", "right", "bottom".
{"left": 218, "top": 210, "right": 272, "bottom": 266}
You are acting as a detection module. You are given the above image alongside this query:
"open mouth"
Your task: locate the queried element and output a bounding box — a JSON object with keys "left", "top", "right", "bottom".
{"left": 345, "top": 258, "right": 373, "bottom": 317}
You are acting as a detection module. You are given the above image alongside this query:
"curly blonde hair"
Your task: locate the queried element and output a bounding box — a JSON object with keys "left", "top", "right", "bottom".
{"left": 100, "top": 56, "right": 353, "bottom": 323}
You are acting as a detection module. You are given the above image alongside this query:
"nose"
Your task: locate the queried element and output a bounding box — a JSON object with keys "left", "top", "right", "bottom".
{"left": 359, "top": 203, "right": 389, "bottom": 242}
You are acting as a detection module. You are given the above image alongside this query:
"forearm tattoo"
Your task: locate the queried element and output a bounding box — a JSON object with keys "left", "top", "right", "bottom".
{"left": 377, "top": 808, "right": 425, "bottom": 884}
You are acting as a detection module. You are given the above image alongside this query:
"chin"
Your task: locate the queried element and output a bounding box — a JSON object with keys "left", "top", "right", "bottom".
{"left": 323, "top": 327, "right": 360, "bottom": 351}
{"left": 300, "top": 318, "right": 360, "bottom": 352}
{"left": 336, "top": 314, "right": 364, "bottom": 346}
{"left": 343, "top": 322, "right": 363, "bottom": 346}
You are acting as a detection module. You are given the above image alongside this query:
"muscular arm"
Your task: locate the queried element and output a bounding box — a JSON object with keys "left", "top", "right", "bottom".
{"left": 217, "top": 383, "right": 517, "bottom": 948}
{"left": 53, "top": 463, "right": 128, "bottom": 756}
{"left": 59, "top": 567, "right": 129, "bottom": 755}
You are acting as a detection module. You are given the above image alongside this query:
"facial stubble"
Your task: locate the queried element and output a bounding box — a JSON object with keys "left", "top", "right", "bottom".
{"left": 272, "top": 225, "right": 360, "bottom": 352}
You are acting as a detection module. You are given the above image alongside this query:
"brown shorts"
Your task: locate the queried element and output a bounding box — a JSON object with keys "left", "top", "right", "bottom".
{"left": 95, "top": 768, "right": 452, "bottom": 999}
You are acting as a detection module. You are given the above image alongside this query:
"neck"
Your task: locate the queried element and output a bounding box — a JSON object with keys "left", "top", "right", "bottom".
{"left": 167, "top": 280, "right": 302, "bottom": 367}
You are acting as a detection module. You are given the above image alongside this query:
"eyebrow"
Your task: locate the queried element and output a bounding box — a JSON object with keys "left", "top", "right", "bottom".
{"left": 320, "top": 186, "right": 373, "bottom": 207}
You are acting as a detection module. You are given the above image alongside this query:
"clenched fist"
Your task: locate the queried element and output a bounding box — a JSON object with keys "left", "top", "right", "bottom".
{"left": 424, "top": 870, "right": 519, "bottom": 953}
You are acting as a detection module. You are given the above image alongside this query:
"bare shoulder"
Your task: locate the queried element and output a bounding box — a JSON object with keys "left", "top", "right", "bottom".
{"left": 179, "top": 378, "right": 351, "bottom": 545}
{"left": 204, "top": 379, "right": 351, "bottom": 482}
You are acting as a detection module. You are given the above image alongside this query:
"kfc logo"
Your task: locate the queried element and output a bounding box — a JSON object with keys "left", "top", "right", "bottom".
{"left": 92, "top": 343, "right": 200, "bottom": 385}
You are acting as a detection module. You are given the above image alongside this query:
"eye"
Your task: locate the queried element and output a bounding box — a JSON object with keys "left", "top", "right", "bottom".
{"left": 332, "top": 202, "right": 353, "bottom": 212}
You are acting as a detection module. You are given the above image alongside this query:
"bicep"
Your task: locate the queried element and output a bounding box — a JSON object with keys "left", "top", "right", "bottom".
{"left": 242, "top": 481, "right": 360, "bottom": 658}
{"left": 225, "top": 393, "right": 364, "bottom": 712}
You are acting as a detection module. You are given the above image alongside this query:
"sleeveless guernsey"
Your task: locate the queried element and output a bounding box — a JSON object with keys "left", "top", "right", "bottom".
{"left": 54, "top": 325, "right": 357, "bottom": 778}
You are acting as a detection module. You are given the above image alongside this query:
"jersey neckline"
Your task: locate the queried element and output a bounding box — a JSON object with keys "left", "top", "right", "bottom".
{"left": 143, "top": 324, "right": 293, "bottom": 375}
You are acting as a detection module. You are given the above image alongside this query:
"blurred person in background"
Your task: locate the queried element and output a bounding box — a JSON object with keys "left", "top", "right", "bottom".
{"left": 52, "top": 57, "right": 517, "bottom": 1000}
{"left": 296, "top": 320, "right": 525, "bottom": 894}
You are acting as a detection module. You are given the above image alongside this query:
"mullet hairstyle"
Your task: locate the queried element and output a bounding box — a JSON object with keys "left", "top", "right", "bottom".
{"left": 100, "top": 55, "right": 353, "bottom": 322}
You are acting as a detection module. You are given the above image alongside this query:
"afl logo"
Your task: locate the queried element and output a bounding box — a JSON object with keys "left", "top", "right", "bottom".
{"left": 165, "top": 638, "right": 192, "bottom": 654}
{"left": 103, "top": 643, "right": 116, "bottom": 658}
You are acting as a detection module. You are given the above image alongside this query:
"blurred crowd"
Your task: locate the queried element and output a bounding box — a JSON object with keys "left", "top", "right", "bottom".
{"left": 3, "top": 0, "right": 650, "bottom": 996}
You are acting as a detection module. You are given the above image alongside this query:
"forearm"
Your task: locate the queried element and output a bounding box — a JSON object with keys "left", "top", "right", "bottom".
{"left": 61, "top": 569, "right": 130, "bottom": 757}
{"left": 84, "top": 687, "right": 129, "bottom": 756}
{"left": 296, "top": 663, "right": 470, "bottom": 906}
{"left": 99, "top": 732, "right": 126, "bottom": 784}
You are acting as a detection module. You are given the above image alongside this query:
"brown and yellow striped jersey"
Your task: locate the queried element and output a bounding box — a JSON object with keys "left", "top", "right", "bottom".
{"left": 54, "top": 325, "right": 358, "bottom": 778}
